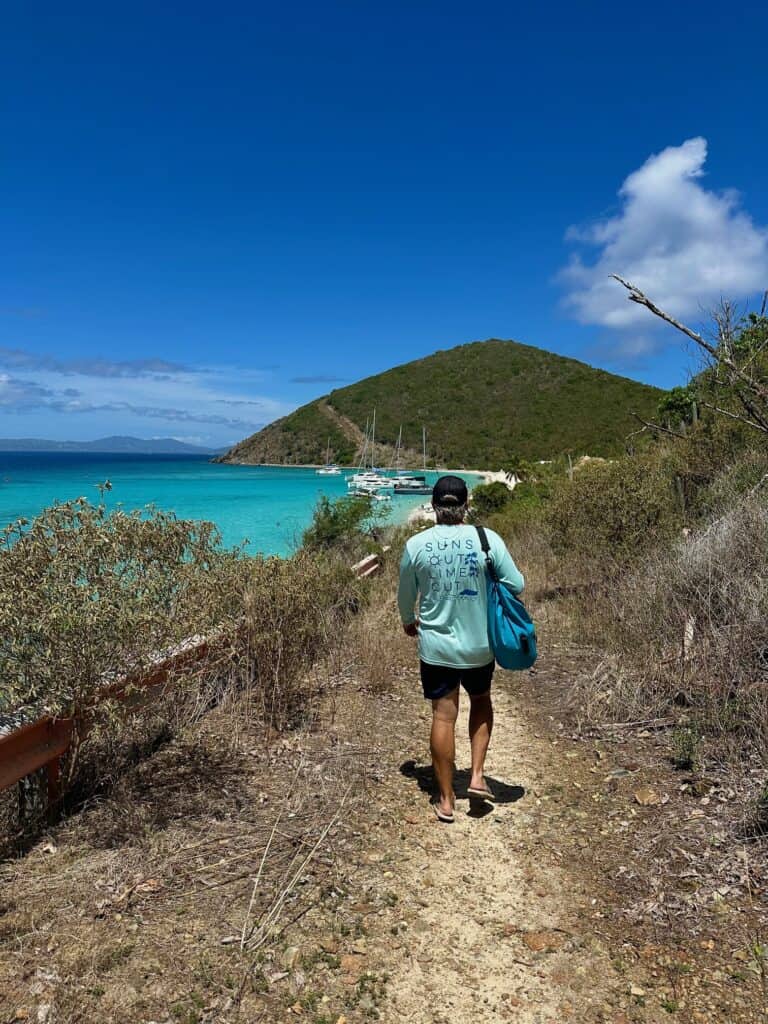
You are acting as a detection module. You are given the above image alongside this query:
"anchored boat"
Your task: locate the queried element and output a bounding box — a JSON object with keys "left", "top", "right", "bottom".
{"left": 316, "top": 438, "right": 341, "bottom": 475}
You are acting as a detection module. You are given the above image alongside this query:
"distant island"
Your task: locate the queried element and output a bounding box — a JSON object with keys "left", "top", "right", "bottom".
{"left": 217, "top": 338, "right": 666, "bottom": 467}
{"left": 0, "top": 436, "right": 224, "bottom": 455}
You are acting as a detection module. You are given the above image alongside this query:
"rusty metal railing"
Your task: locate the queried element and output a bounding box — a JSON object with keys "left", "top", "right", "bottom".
{"left": 0, "top": 550, "right": 386, "bottom": 817}
{"left": 0, "top": 634, "right": 217, "bottom": 807}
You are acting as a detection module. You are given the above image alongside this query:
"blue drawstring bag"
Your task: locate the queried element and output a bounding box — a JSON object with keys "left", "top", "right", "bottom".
{"left": 476, "top": 526, "right": 537, "bottom": 670}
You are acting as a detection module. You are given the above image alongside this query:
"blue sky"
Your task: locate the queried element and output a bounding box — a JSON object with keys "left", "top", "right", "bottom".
{"left": 3, "top": 2, "right": 768, "bottom": 446}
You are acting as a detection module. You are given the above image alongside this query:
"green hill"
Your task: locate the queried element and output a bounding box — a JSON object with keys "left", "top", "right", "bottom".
{"left": 219, "top": 339, "right": 666, "bottom": 467}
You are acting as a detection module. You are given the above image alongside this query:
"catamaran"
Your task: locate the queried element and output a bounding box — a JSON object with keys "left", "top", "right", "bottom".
{"left": 347, "top": 411, "right": 391, "bottom": 490}
{"left": 393, "top": 427, "right": 432, "bottom": 494}
{"left": 316, "top": 438, "right": 341, "bottom": 475}
{"left": 349, "top": 486, "right": 392, "bottom": 502}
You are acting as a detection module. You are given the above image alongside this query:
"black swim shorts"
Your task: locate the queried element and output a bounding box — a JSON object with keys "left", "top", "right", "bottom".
{"left": 419, "top": 659, "right": 495, "bottom": 701}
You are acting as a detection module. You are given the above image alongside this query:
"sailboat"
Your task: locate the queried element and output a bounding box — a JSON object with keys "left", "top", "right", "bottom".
{"left": 316, "top": 437, "right": 341, "bottom": 475}
{"left": 394, "top": 427, "right": 432, "bottom": 495}
{"left": 347, "top": 410, "right": 391, "bottom": 492}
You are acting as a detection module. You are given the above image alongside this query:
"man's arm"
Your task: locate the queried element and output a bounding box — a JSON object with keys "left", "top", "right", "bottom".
{"left": 397, "top": 543, "right": 419, "bottom": 633}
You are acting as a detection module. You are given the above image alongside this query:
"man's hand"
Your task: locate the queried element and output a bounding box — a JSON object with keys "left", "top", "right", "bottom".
{"left": 402, "top": 621, "right": 418, "bottom": 637}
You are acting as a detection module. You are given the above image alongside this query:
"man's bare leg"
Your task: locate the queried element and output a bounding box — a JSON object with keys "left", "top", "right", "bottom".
{"left": 431, "top": 688, "right": 459, "bottom": 815}
{"left": 468, "top": 690, "right": 494, "bottom": 792}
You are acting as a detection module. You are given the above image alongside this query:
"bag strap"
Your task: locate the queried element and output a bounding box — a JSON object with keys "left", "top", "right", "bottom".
{"left": 475, "top": 525, "right": 499, "bottom": 582}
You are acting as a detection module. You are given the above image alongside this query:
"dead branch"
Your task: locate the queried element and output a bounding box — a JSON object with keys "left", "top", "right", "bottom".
{"left": 700, "top": 402, "right": 768, "bottom": 435}
{"left": 625, "top": 423, "right": 649, "bottom": 452}
{"left": 735, "top": 392, "right": 768, "bottom": 432}
{"left": 595, "top": 717, "right": 673, "bottom": 732}
{"left": 241, "top": 807, "right": 284, "bottom": 949}
{"left": 245, "top": 783, "right": 352, "bottom": 952}
{"left": 612, "top": 275, "right": 720, "bottom": 359}
{"left": 612, "top": 276, "right": 768, "bottom": 404}
{"left": 631, "top": 413, "right": 686, "bottom": 440}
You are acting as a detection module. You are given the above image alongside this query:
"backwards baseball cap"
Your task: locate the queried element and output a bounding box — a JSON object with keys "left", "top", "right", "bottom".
{"left": 432, "top": 474, "right": 468, "bottom": 507}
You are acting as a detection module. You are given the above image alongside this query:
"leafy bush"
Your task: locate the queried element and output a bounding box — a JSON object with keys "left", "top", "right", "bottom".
{"left": 0, "top": 495, "right": 368, "bottom": 839}
{"left": 0, "top": 496, "right": 247, "bottom": 717}
{"left": 0, "top": 494, "right": 367, "bottom": 723}
{"left": 301, "top": 494, "right": 380, "bottom": 555}
{"left": 658, "top": 384, "right": 698, "bottom": 429}
{"left": 690, "top": 446, "right": 768, "bottom": 520}
{"left": 238, "top": 549, "right": 365, "bottom": 728}
{"left": 546, "top": 454, "right": 682, "bottom": 572}
{"left": 470, "top": 481, "right": 512, "bottom": 517}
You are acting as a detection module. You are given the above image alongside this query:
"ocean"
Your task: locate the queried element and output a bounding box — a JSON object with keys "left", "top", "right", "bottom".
{"left": 0, "top": 452, "right": 479, "bottom": 556}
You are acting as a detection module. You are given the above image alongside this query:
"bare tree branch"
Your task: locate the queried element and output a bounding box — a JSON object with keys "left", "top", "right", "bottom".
{"left": 630, "top": 412, "right": 686, "bottom": 439}
{"left": 611, "top": 275, "right": 720, "bottom": 358}
{"left": 612, "top": 275, "right": 768, "bottom": 404}
{"left": 700, "top": 402, "right": 768, "bottom": 434}
{"left": 735, "top": 392, "right": 768, "bottom": 431}
{"left": 738, "top": 334, "right": 768, "bottom": 371}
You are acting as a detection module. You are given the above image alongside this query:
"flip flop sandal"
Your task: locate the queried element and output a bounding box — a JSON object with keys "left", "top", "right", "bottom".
{"left": 432, "top": 802, "right": 455, "bottom": 823}
{"left": 467, "top": 786, "right": 496, "bottom": 803}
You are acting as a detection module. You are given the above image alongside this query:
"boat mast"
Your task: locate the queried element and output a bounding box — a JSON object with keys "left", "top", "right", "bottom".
{"left": 357, "top": 418, "right": 369, "bottom": 472}
{"left": 422, "top": 426, "right": 426, "bottom": 472}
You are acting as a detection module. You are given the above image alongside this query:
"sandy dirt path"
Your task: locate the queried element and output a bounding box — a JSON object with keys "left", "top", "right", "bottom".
{"left": 6, "top": 597, "right": 750, "bottom": 1022}
{"left": 343, "top": 661, "right": 652, "bottom": 1024}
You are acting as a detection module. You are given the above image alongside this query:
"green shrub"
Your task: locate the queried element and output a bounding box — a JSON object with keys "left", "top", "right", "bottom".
{"left": 658, "top": 384, "right": 698, "bottom": 429}
{"left": 471, "top": 482, "right": 548, "bottom": 545}
{"left": 0, "top": 495, "right": 368, "bottom": 841}
{"left": 546, "top": 454, "right": 681, "bottom": 571}
{"left": 672, "top": 724, "right": 702, "bottom": 770}
{"left": 683, "top": 439, "right": 768, "bottom": 520}
{"left": 301, "top": 494, "right": 379, "bottom": 554}
{"left": 470, "top": 481, "right": 512, "bottom": 517}
{"left": 0, "top": 496, "right": 248, "bottom": 717}
{"left": 239, "top": 548, "right": 366, "bottom": 727}
{"left": 0, "top": 493, "right": 366, "bottom": 726}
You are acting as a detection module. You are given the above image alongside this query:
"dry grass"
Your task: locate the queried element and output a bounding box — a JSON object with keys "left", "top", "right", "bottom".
{"left": 565, "top": 491, "right": 768, "bottom": 764}
{"left": 0, "top": 567, "right": 395, "bottom": 1024}
{"left": 1, "top": 549, "right": 367, "bottom": 855}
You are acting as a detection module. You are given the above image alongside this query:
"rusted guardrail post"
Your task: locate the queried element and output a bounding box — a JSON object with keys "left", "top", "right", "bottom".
{"left": 2, "top": 547, "right": 392, "bottom": 821}
{"left": 351, "top": 553, "right": 381, "bottom": 579}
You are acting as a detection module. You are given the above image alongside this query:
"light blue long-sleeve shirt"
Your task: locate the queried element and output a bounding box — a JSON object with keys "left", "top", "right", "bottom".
{"left": 397, "top": 523, "right": 524, "bottom": 669}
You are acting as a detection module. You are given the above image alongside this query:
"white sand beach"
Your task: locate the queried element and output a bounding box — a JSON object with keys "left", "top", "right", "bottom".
{"left": 407, "top": 468, "right": 518, "bottom": 523}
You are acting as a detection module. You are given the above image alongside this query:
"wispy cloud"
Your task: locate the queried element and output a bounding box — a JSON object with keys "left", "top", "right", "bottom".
{"left": 0, "top": 375, "right": 64, "bottom": 409}
{"left": 216, "top": 398, "right": 266, "bottom": 407}
{"left": 559, "top": 138, "right": 768, "bottom": 357}
{"left": 0, "top": 373, "right": 264, "bottom": 431}
{"left": 0, "top": 347, "right": 191, "bottom": 378}
{"left": 75, "top": 402, "right": 263, "bottom": 431}
{"left": 0, "top": 342, "right": 294, "bottom": 442}
{"left": 290, "top": 374, "right": 349, "bottom": 384}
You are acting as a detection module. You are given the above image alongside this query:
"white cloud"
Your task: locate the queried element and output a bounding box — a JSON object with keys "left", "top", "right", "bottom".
{"left": 561, "top": 138, "right": 768, "bottom": 335}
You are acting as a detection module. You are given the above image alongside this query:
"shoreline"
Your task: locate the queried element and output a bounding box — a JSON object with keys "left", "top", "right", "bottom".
{"left": 404, "top": 468, "right": 517, "bottom": 525}
{"left": 212, "top": 462, "right": 503, "bottom": 529}
{"left": 219, "top": 459, "right": 497, "bottom": 480}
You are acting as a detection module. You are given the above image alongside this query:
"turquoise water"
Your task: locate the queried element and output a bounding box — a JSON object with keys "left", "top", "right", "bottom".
{"left": 0, "top": 453, "right": 479, "bottom": 556}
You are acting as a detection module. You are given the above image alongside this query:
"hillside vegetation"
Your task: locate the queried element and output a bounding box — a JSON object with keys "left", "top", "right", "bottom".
{"left": 481, "top": 288, "right": 768, "bottom": 773}
{"left": 219, "top": 339, "right": 664, "bottom": 466}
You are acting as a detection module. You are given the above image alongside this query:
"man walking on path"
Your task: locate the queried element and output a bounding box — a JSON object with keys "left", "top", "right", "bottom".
{"left": 397, "top": 475, "right": 524, "bottom": 822}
